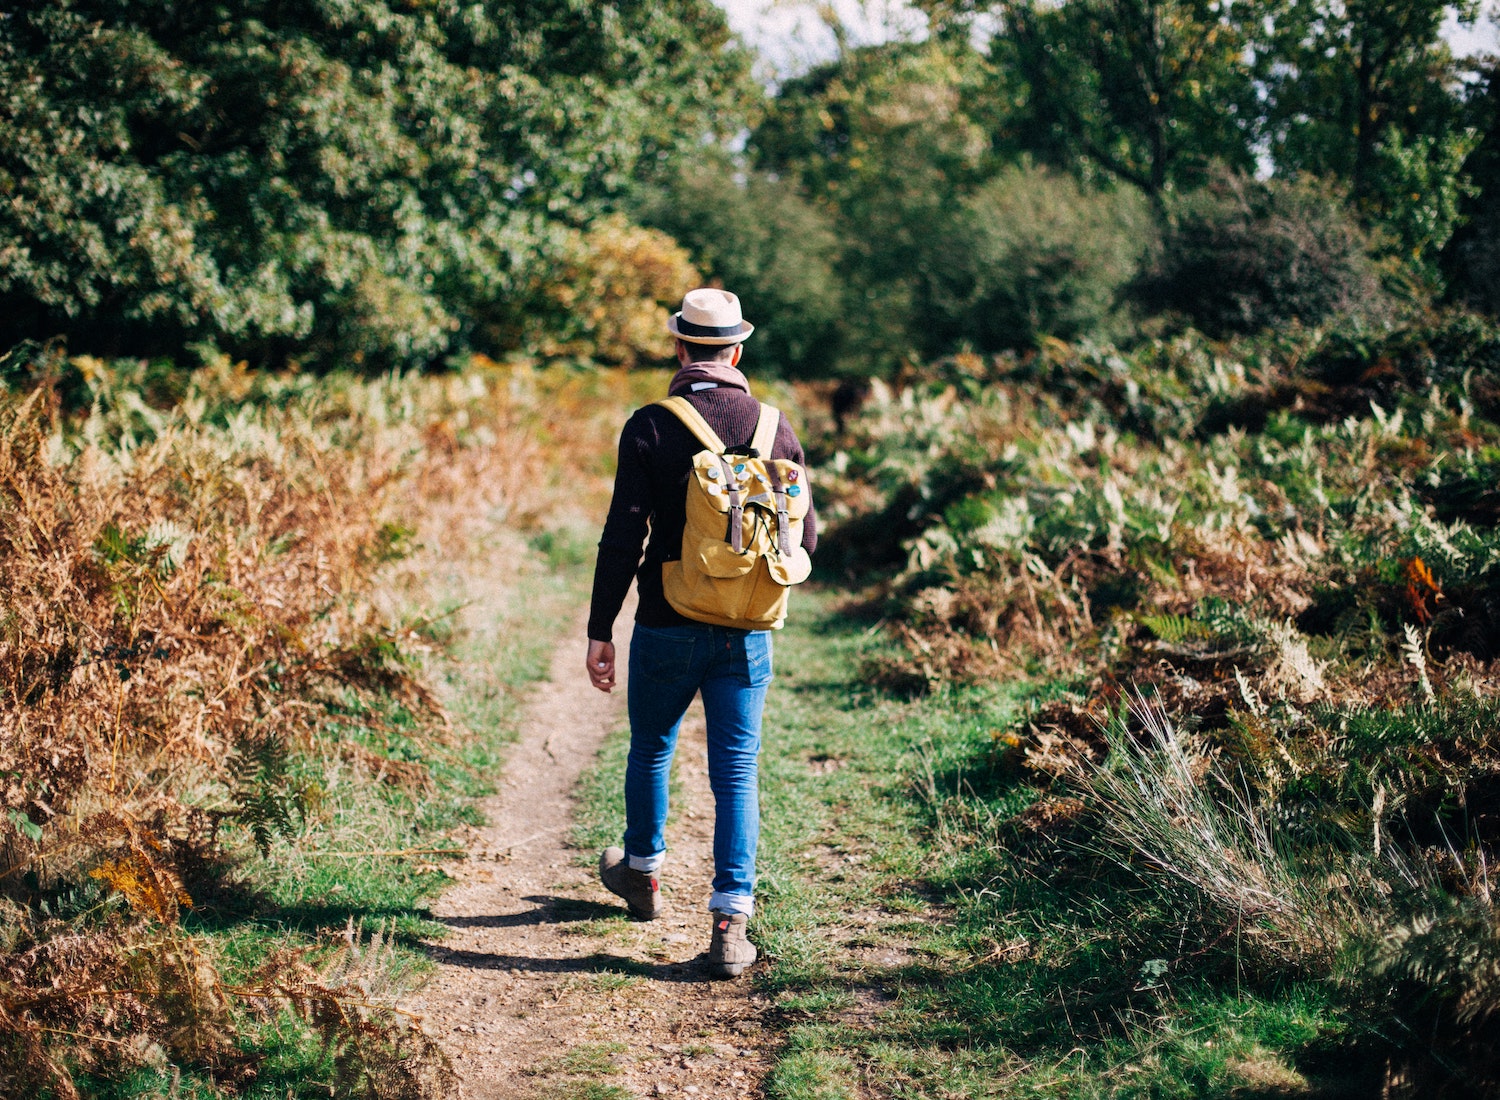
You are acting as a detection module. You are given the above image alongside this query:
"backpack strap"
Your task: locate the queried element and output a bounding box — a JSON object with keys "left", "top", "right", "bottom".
{"left": 752, "top": 404, "right": 791, "bottom": 556}
{"left": 719, "top": 455, "right": 745, "bottom": 553}
{"left": 656, "top": 396, "right": 726, "bottom": 454}
{"left": 764, "top": 460, "right": 792, "bottom": 558}
{"left": 751, "top": 403, "right": 780, "bottom": 458}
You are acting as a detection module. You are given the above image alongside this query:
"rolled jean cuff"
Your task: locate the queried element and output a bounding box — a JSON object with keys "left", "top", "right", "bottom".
{"left": 708, "top": 891, "right": 754, "bottom": 917}
{"left": 628, "top": 852, "right": 665, "bottom": 874}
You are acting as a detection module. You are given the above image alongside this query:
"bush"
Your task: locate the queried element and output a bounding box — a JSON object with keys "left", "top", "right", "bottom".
{"left": 1143, "top": 170, "right": 1388, "bottom": 336}
{"left": 518, "top": 216, "right": 700, "bottom": 368}
{"left": 747, "top": 40, "right": 996, "bottom": 375}
{"left": 1445, "top": 201, "right": 1500, "bottom": 316}
{"left": 942, "top": 165, "right": 1155, "bottom": 350}
{"left": 638, "top": 165, "right": 844, "bottom": 377}
{"left": 1440, "top": 65, "right": 1500, "bottom": 314}
{"left": 1307, "top": 310, "right": 1500, "bottom": 389}
{"left": 0, "top": 350, "right": 654, "bottom": 1092}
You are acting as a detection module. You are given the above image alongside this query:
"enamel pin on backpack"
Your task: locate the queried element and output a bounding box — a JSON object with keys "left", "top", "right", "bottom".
{"left": 656, "top": 397, "right": 813, "bottom": 631}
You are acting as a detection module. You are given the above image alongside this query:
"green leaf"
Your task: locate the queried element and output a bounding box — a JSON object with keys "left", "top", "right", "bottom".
{"left": 8, "top": 810, "right": 43, "bottom": 842}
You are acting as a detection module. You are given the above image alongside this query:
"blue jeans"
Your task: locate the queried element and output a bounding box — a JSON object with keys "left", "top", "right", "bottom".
{"left": 623, "top": 622, "right": 773, "bottom": 916}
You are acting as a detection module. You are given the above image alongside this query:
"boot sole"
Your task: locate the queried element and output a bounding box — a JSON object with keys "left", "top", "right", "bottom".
{"left": 709, "top": 962, "right": 749, "bottom": 978}
{"left": 600, "top": 884, "right": 663, "bottom": 921}
{"left": 708, "top": 951, "right": 756, "bottom": 978}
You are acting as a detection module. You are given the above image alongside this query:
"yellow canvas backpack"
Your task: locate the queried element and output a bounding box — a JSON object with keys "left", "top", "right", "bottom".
{"left": 657, "top": 396, "right": 813, "bottom": 631}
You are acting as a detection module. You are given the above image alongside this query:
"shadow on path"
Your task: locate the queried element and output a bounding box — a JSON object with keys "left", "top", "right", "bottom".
{"left": 424, "top": 943, "right": 715, "bottom": 984}
{"left": 438, "top": 895, "right": 622, "bottom": 929}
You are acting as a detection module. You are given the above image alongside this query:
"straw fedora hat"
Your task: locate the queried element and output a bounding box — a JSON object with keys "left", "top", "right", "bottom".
{"left": 666, "top": 288, "right": 754, "bottom": 345}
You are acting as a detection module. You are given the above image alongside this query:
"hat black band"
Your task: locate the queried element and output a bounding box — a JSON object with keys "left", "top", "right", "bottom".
{"left": 676, "top": 317, "right": 746, "bottom": 338}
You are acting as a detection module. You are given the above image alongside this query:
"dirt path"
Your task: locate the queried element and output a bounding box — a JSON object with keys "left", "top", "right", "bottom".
{"left": 404, "top": 607, "right": 777, "bottom": 1099}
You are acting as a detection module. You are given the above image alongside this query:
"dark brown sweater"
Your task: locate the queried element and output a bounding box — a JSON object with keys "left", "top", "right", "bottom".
{"left": 587, "top": 386, "right": 818, "bottom": 642}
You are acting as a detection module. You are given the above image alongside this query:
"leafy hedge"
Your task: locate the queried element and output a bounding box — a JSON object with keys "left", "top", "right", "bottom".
{"left": 1142, "top": 170, "right": 1390, "bottom": 336}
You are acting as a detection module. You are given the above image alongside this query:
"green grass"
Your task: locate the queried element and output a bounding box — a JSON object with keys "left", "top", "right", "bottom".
{"left": 559, "top": 585, "right": 1389, "bottom": 1096}
{"left": 536, "top": 1084, "right": 633, "bottom": 1100}
{"left": 571, "top": 723, "right": 632, "bottom": 856}
{"left": 765, "top": 1038, "right": 860, "bottom": 1100}
{"left": 776, "top": 989, "right": 860, "bottom": 1016}
{"left": 536, "top": 1041, "right": 628, "bottom": 1076}
{"left": 690, "top": 587, "right": 1365, "bottom": 1098}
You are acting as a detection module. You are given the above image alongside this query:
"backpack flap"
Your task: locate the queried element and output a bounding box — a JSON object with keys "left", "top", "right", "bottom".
{"left": 685, "top": 451, "right": 755, "bottom": 577}
{"left": 763, "top": 459, "right": 811, "bottom": 521}
{"left": 683, "top": 451, "right": 811, "bottom": 577}
{"left": 767, "top": 545, "right": 813, "bottom": 585}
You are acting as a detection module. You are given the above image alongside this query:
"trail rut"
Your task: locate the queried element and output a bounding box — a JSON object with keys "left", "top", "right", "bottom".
{"left": 405, "top": 607, "right": 776, "bottom": 1098}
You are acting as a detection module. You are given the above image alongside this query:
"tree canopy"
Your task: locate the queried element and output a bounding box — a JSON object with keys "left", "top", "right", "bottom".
{"left": 0, "top": 0, "right": 753, "bottom": 369}
{"left": 990, "top": 0, "right": 1260, "bottom": 198}
{"left": 3, "top": 0, "right": 1498, "bottom": 376}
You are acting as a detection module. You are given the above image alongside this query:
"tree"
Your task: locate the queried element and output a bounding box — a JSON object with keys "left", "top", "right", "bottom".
{"left": 0, "top": 0, "right": 755, "bottom": 369}
{"left": 1443, "top": 62, "right": 1500, "bottom": 313}
{"left": 1141, "top": 169, "right": 1387, "bottom": 335}
{"left": 1252, "top": 0, "right": 1479, "bottom": 270}
{"left": 637, "top": 162, "right": 844, "bottom": 378}
{"left": 985, "top": 0, "right": 1260, "bottom": 200}
{"left": 752, "top": 40, "right": 997, "bottom": 372}
{"left": 941, "top": 164, "right": 1155, "bottom": 349}
{"left": 1255, "top": 0, "right": 1472, "bottom": 196}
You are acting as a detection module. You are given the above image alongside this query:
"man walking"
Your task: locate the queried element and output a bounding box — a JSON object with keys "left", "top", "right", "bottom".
{"left": 585, "top": 288, "right": 816, "bottom": 978}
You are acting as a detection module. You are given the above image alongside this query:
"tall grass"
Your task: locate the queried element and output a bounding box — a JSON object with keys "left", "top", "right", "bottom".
{"left": 1089, "top": 692, "right": 1396, "bottom": 971}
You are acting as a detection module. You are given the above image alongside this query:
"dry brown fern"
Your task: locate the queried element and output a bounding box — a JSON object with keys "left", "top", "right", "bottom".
{"left": 0, "top": 359, "right": 596, "bottom": 1093}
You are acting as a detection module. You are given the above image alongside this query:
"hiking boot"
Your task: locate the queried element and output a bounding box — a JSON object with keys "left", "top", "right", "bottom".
{"left": 598, "top": 847, "right": 662, "bottom": 920}
{"left": 708, "top": 911, "right": 757, "bottom": 978}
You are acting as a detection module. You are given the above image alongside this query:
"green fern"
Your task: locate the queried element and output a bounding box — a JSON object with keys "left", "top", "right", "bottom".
{"left": 1372, "top": 902, "right": 1500, "bottom": 1006}
{"left": 1195, "top": 596, "right": 1265, "bottom": 647}
{"left": 1137, "top": 613, "right": 1212, "bottom": 644}
{"left": 1138, "top": 599, "right": 1265, "bottom": 651}
{"left": 227, "top": 728, "right": 300, "bottom": 856}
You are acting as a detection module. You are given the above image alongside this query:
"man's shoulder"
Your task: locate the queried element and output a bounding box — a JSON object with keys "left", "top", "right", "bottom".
{"left": 634, "top": 391, "right": 755, "bottom": 427}
{"left": 624, "top": 390, "right": 787, "bottom": 452}
{"left": 620, "top": 401, "right": 693, "bottom": 454}
{"left": 623, "top": 401, "right": 671, "bottom": 431}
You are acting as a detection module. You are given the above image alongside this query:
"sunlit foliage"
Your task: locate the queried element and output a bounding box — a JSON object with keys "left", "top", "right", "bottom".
{"left": 0, "top": 0, "right": 753, "bottom": 370}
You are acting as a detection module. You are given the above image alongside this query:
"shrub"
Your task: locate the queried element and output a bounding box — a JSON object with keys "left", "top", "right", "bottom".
{"left": 1440, "top": 65, "right": 1500, "bottom": 314}
{"left": 1143, "top": 170, "right": 1389, "bottom": 336}
{"left": 1087, "top": 694, "right": 1381, "bottom": 973}
{"left": 0, "top": 0, "right": 753, "bottom": 370}
{"left": 0, "top": 351, "right": 579, "bottom": 1092}
{"left": 520, "top": 216, "right": 700, "bottom": 368}
{"left": 942, "top": 165, "right": 1155, "bottom": 350}
{"left": 638, "top": 166, "right": 844, "bottom": 377}
{"left": 1444, "top": 201, "right": 1500, "bottom": 315}
{"left": 1291, "top": 311, "right": 1500, "bottom": 439}
{"left": 1367, "top": 899, "right": 1500, "bottom": 1094}
{"left": 815, "top": 295, "right": 1500, "bottom": 1088}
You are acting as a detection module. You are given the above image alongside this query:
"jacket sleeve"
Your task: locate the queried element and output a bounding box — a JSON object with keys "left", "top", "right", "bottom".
{"left": 587, "top": 412, "right": 654, "bottom": 643}
{"left": 775, "top": 413, "right": 818, "bottom": 555}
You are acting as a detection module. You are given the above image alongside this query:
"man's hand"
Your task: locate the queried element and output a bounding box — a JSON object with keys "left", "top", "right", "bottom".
{"left": 586, "top": 639, "right": 616, "bottom": 693}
